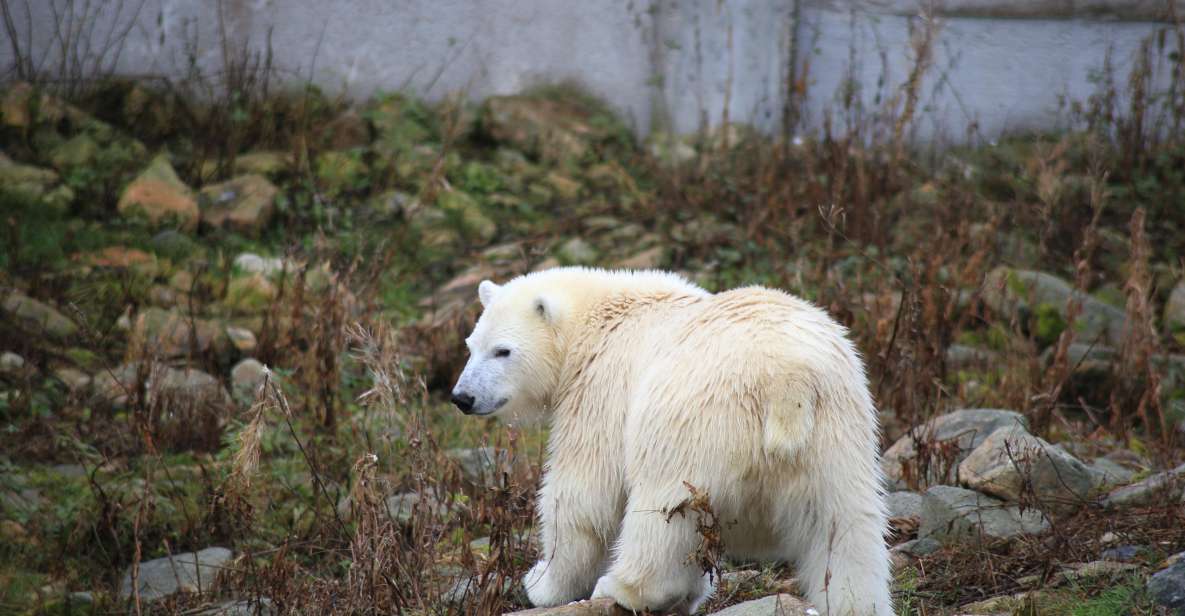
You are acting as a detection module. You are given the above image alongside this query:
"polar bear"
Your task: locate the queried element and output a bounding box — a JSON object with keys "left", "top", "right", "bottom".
{"left": 450, "top": 267, "right": 892, "bottom": 615}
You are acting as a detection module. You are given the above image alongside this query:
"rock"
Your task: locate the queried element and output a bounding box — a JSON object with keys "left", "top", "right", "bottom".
{"left": 384, "top": 491, "right": 446, "bottom": 525}
{"left": 2, "top": 291, "right": 78, "bottom": 340}
{"left": 92, "top": 362, "right": 231, "bottom": 409}
{"left": 532, "top": 257, "right": 561, "bottom": 272}
{"left": 117, "top": 155, "right": 200, "bottom": 231}
{"left": 225, "top": 274, "right": 279, "bottom": 314}
{"left": 198, "top": 174, "right": 278, "bottom": 235}
{"left": 945, "top": 344, "right": 998, "bottom": 370}
{"left": 481, "top": 95, "right": 613, "bottom": 163}
{"left": 1166, "top": 281, "right": 1185, "bottom": 334}
{"left": 49, "top": 133, "right": 100, "bottom": 170}
{"left": 894, "top": 536, "right": 942, "bottom": 556}
{"left": 1100, "top": 544, "right": 1141, "bottom": 562}
{"left": 0, "top": 154, "right": 59, "bottom": 199}
{"left": 119, "top": 547, "right": 234, "bottom": 602}
{"left": 230, "top": 359, "right": 267, "bottom": 401}
{"left": 615, "top": 246, "right": 665, "bottom": 270}
{"left": 195, "top": 597, "right": 275, "bottom": 616}
{"left": 437, "top": 190, "right": 497, "bottom": 244}
{"left": 446, "top": 447, "right": 523, "bottom": 486}
{"left": 1102, "top": 463, "right": 1185, "bottom": 508}
{"left": 225, "top": 326, "right": 258, "bottom": 354}
{"left": 982, "top": 267, "right": 1128, "bottom": 346}
{"left": 883, "top": 409, "right": 1028, "bottom": 488}
{"left": 504, "top": 598, "right": 619, "bottom": 615}
{"left": 958, "top": 425, "right": 1095, "bottom": 509}
{"left": 887, "top": 490, "right": 925, "bottom": 521}
{"left": 233, "top": 151, "right": 289, "bottom": 177}
{"left": 53, "top": 366, "right": 91, "bottom": 392}
{"left": 556, "top": 237, "right": 598, "bottom": 266}
{"left": 234, "top": 253, "right": 296, "bottom": 278}
{"left": 151, "top": 230, "right": 200, "bottom": 260}
{"left": 709, "top": 594, "right": 815, "bottom": 616}
{"left": 1147, "top": 554, "right": 1185, "bottom": 614}
{"left": 1087, "top": 456, "right": 1138, "bottom": 490}
{"left": 0, "top": 351, "right": 25, "bottom": 376}
{"left": 130, "top": 307, "right": 232, "bottom": 359}
{"left": 919, "top": 485, "right": 1049, "bottom": 543}
{"left": 1056, "top": 560, "right": 1139, "bottom": 584}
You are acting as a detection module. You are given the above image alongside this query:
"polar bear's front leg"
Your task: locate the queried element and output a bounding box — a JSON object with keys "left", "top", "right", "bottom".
{"left": 591, "top": 492, "right": 714, "bottom": 614}
{"left": 524, "top": 470, "right": 620, "bottom": 607}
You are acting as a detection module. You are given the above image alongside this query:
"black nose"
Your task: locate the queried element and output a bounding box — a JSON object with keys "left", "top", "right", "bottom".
{"left": 451, "top": 392, "right": 475, "bottom": 414}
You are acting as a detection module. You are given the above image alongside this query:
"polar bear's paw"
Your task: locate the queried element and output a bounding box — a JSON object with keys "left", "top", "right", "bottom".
{"left": 592, "top": 573, "right": 706, "bottom": 615}
{"left": 523, "top": 560, "right": 572, "bottom": 607}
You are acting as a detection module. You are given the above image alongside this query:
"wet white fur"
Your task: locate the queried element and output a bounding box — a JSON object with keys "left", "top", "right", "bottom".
{"left": 454, "top": 267, "right": 892, "bottom": 615}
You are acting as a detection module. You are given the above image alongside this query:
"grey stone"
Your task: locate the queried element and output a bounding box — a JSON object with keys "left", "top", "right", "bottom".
{"left": 883, "top": 409, "right": 1028, "bottom": 488}
{"left": 384, "top": 491, "right": 446, "bottom": 525}
{"left": 1166, "top": 281, "right": 1185, "bottom": 334}
{"left": 556, "top": 237, "right": 598, "bottom": 265}
{"left": 708, "top": 594, "right": 814, "bottom": 616}
{"left": 1102, "top": 463, "right": 1185, "bottom": 509}
{"left": 198, "top": 174, "right": 278, "bottom": 236}
{"left": 945, "top": 344, "right": 998, "bottom": 370}
{"left": 92, "top": 362, "right": 232, "bottom": 409}
{"left": 119, "top": 547, "right": 234, "bottom": 602}
{"left": 1087, "top": 457, "right": 1138, "bottom": 490}
{"left": 446, "top": 447, "right": 519, "bottom": 486}
{"left": 1147, "top": 555, "right": 1185, "bottom": 614}
{"left": 919, "top": 485, "right": 1049, "bottom": 543}
{"left": 231, "top": 359, "right": 267, "bottom": 401}
{"left": 0, "top": 351, "right": 25, "bottom": 375}
{"left": 886, "top": 490, "right": 924, "bottom": 520}
{"left": 1100, "top": 545, "right": 1141, "bottom": 562}
{"left": 2, "top": 291, "right": 78, "bottom": 340}
{"left": 958, "top": 425, "right": 1095, "bottom": 509}
{"left": 233, "top": 253, "right": 296, "bottom": 278}
{"left": 982, "top": 267, "right": 1128, "bottom": 346}
{"left": 894, "top": 536, "right": 942, "bottom": 556}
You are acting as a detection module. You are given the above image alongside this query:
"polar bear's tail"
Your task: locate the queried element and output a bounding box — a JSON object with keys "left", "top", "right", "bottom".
{"left": 761, "top": 376, "right": 818, "bottom": 459}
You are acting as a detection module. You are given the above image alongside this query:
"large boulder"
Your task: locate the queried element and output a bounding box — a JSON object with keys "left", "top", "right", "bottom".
{"left": 958, "top": 425, "right": 1095, "bottom": 510}
{"left": 481, "top": 95, "right": 611, "bottom": 163}
{"left": 198, "top": 174, "right": 278, "bottom": 236}
{"left": 92, "top": 362, "right": 232, "bottom": 409}
{"left": 919, "top": 485, "right": 1049, "bottom": 543}
{"left": 2, "top": 291, "right": 78, "bottom": 341}
{"left": 982, "top": 267, "right": 1128, "bottom": 346}
{"left": 130, "top": 307, "right": 232, "bottom": 360}
{"left": 882, "top": 409, "right": 1028, "bottom": 489}
{"left": 119, "top": 547, "right": 234, "bottom": 602}
{"left": 1102, "top": 463, "right": 1185, "bottom": 509}
{"left": 117, "top": 155, "right": 199, "bottom": 231}
{"left": 1148, "top": 553, "right": 1185, "bottom": 614}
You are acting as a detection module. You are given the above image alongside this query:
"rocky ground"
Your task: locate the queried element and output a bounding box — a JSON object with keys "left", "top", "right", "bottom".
{"left": 1, "top": 79, "right": 1184, "bottom": 615}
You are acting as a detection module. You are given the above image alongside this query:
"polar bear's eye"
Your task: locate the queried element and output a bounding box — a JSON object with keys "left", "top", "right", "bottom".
{"left": 493, "top": 348, "right": 511, "bottom": 358}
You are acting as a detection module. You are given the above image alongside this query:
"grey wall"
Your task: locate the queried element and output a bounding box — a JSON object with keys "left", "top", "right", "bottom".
{"left": 2, "top": 0, "right": 1181, "bottom": 143}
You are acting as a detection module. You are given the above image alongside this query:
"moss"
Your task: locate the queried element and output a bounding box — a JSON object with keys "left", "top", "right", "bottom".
{"left": 1034, "top": 302, "right": 1068, "bottom": 347}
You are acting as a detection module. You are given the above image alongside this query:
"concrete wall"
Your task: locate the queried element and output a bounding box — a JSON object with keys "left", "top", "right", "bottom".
{"left": 1, "top": 0, "right": 1182, "bottom": 143}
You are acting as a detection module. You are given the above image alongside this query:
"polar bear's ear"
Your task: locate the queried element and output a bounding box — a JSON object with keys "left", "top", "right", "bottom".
{"left": 478, "top": 280, "right": 501, "bottom": 307}
{"left": 532, "top": 294, "right": 563, "bottom": 324}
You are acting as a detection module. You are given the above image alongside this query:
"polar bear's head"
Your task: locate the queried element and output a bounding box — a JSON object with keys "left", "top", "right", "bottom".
{"left": 450, "top": 278, "right": 564, "bottom": 420}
